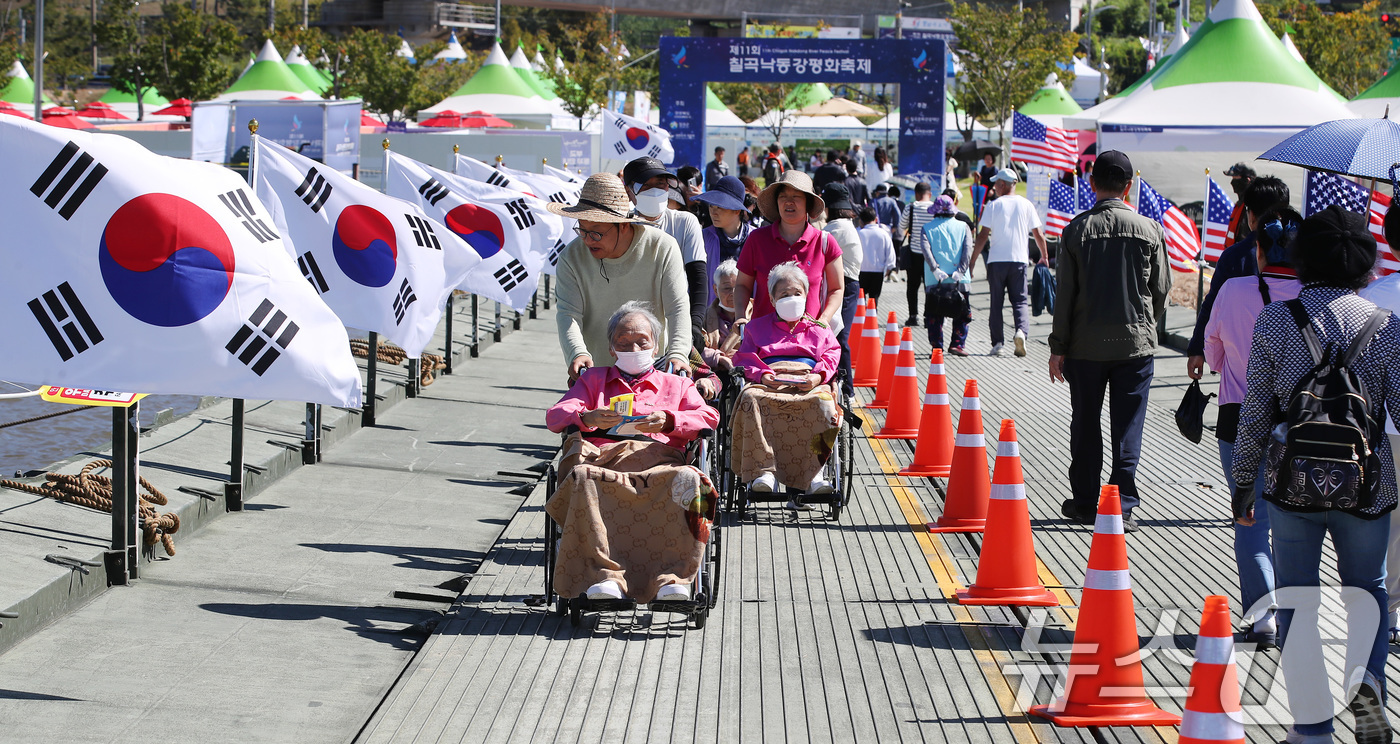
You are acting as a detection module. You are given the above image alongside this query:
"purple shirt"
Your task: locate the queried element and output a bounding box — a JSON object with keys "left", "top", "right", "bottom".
{"left": 734, "top": 312, "right": 842, "bottom": 384}
{"left": 737, "top": 223, "right": 841, "bottom": 318}
{"left": 546, "top": 366, "right": 720, "bottom": 449}
{"left": 1204, "top": 268, "right": 1302, "bottom": 405}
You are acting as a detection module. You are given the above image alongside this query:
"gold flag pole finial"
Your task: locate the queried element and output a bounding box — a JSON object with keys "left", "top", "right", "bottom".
{"left": 249, "top": 119, "right": 259, "bottom": 134}
{"left": 382, "top": 139, "right": 391, "bottom": 150}
{"left": 453, "top": 144, "right": 460, "bottom": 154}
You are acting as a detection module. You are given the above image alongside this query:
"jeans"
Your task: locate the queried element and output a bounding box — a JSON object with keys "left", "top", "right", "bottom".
{"left": 924, "top": 286, "right": 971, "bottom": 351}
{"left": 836, "top": 279, "right": 860, "bottom": 397}
{"left": 1218, "top": 438, "right": 1276, "bottom": 623}
{"left": 1063, "top": 356, "right": 1153, "bottom": 514}
{"left": 1269, "top": 500, "right": 1390, "bottom": 735}
{"left": 985, "top": 261, "right": 1030, "bottom": 346}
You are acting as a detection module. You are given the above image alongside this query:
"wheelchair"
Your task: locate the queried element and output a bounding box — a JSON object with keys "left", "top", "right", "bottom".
{"left": 542, "top": 427, "right": 722, "bottom": 629}
{"left": 717, "top": 368, "right": 859, "bottom": 520}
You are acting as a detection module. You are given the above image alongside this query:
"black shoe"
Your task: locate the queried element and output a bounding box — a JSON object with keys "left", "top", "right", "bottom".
{"left": 1349, "top": 672, "right": 1394, "bottom": 744}
{"left": 904, "top": 318, "right": 920, "bottom": 327}
{"left": 1121, "top": 511, "right": 1140, "bottom": 533}
{"left": 1060, "top": 499, "right": 1095, "bottom": 525}
{"left": 1238, "top": 627, "right": 1278, "bottom": 650}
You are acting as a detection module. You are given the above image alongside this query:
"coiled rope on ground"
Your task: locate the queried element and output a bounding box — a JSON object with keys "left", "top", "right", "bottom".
{"left": 0, "top": 460, "right": 180, "bottom": 556}
{"left": 349, "top": 339, "right": 447, "bottom": 387}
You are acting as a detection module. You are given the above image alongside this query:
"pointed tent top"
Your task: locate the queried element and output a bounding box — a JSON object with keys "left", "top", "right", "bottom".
{"left": 99, "top": 86, "right": 168, "bottom": 106}
{"left": 256, "top": 39, "right": 283, "bottom": 63}
{"left": 434, "top": 32, "right": 468, "bottom": 62}
{"left": 706, "top": 86, "right": 730, "bottom": 111}
{"left": 1020, "top": 74, "right": 1084, "bottom": 115}
{"left": 218, "top": 43, "right": 320, "bottom": 100}
{"left": 1207, "top": 0, "right": 1263, "bottom": 23}
{"left": 483, "top": 41, "right": 511, "bottom": 68}
{"left": 436, "top": 40, "right": 543, "bottom": 102}
{"left": 531, "top": 49, "right": 547, "bottom": 71}
{"left": 508, "top": 45, "right": 533, "bottom": 70}
{"left": 284, "top": 44, "right": 330, "bottom": 93}
{"left": 507, "top": 43, "right": 555, "bottom": 99}
{"left": 7, "top": 60, "right": 29, "bottom": 80}
{"left": 285, "top": 44, "right": 310, "bottom": 65}
{"left": 1166, "top": 17, "right": 1190, "bottom": 54}
{"left": 782, "top": 83, "right": 833, "bottom": 110}
{"left": 1282, "top": 32, "right": 1304, "bottom": 62}
{"left": 396, "top": 39, "right": 415, "bottom": 60}
{"left": 0, "top": 60, "right": 53, "bottom": 105}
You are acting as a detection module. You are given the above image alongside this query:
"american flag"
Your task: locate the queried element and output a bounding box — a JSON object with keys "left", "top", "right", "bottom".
{"left": 1202, "top": 176, "right": 1234, "bottom": 262}
{"left": 1367, "top": 189, "right": 1398, "bottom": 275}
{"left": 1076, "top": 176, "right": 1095, "bottom": 212}
{"left": 1304, "top": 170, "right": 1368, "bottom": 217}
{"left": 1137, "top": 178, "right": 1201, "bottom": 273}
{"left": 1045, "top": 180, "right": 1075, "bottom": 238}
{"left": 1010, "top": 112, "right": 1077, "bottom": 172}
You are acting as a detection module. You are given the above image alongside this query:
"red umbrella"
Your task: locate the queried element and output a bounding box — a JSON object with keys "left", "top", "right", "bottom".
{"left": 419, "top": 109, "right": 514, "bottom": 128}
{"left": 42, "top": 108, "right": 95, "bottom": 129}
{"left": 76, "top": 101, "right": 130, "bottom": 120}
{"left": 360, "top": 112, "right": 385, "bottom": 127}
{"left": 0, "top": 101, "right": 32, "bottom": 120}
{"left": 152, "top": 98, "right": 193, "bottom": 117}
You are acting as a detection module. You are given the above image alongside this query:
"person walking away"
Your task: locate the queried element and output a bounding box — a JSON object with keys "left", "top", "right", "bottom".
{"left": 1047, "top": 150, "right": 1169, "bottom": 532}
{"left": 705, "top": 146, "right": 728, "bottom": 189}
{"left": 1360, "top": 204, "right": 1400, "bottom": 647}
{"left": 944, "top": 148, "right": 959, "bottom": 192}
{"left": 1186, "top": 176, "right": 1291, "bottom": 382}
{"left": 978, "top": 153, "right": 998, "bottom": 187}
{"left": 867, "top": 147, "right": 894, "bottom": 194}
{"left": 942, "top": 188, "right": 975, "bottom": 233}
{"left": 857, "top": 206, "right": 896, "bottom": 305}
{"left": 694, "top": 175, "right": 753, "bottom": 302}
{"left": 1223, "top": 162, "right": 1256, "bottom": 250}
{"left": 848, "top": 143, "right": 867, "bottom": 177}
{"left": 843, "top": 159, "right": 870, "bottom": 209}
{"left": 971, "top": 168, "right": 1046, "bottom": 356}
{"left": 1231, "top": 205, "right": 1399, "bottom": 744}
{"left": 1203, "top": 206, "right": 1303, "bottom": 649}
{"left": 623, "top": 157, "right": 709, "bottom": 354}
{"left": 736, "top": 146, "right": 749, "bottom": 179}
{"left": 813, "top": 150, "right": 847, "bottom": 192}
{"left": 822, "top": 183, "right": 864, "bottom": 397}
{"left": 872, "top": 183, "right": 901, "bottom": 231}
{"left": 900, "top": 182, "right": 936, "bottom": 327}
{"left": 921, "top": 195, "right": 973, "bottom": 356}
{"left": 762, "top": 144, "right": 786, "bottom": 186}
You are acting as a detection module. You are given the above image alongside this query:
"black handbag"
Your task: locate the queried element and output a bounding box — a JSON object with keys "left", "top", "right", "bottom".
{"left": 926, "top": 283, "right": 968, "bottom": 317}
{"left": 1175, "top": 380, "right": 1215, "bottom": 444}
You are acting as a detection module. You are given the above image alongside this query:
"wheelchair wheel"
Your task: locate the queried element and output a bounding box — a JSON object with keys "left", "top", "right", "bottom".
{"left": 708, "top": 530, "right": 721, "bottom": 610}
{"left": 555, "top": 597, "right": 568, "bottom": 616}
{"left": 693, "top": 606, "right": 708, "bottom": 629}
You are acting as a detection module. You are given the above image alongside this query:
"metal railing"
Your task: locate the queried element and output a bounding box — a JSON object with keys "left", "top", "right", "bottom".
{"left": 437, "top": 3, "right": 496, "bottom": 30}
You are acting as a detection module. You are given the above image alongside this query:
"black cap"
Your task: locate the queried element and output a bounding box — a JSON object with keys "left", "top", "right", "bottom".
{"left": 821, "top": 183, "right": 854, "bottom": 212}
{"left": 873, "top": 183, "right": 888, "bottom": 195}
{"left": 1094, "top": 150, "right": 1133, "bottom": 181}
{"left": 621, "top": 157, "right": 676, "bottom": 188}
{"left": 1224, "top": 162, "right": 1257, "bottom": 178}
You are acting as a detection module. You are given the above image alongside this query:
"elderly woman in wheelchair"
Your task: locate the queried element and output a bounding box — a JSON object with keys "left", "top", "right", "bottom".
{"left": 730, "top": 260, "right": 844, "bottom": 511}
{"left": 544, "top": 301, "right": 720, "bottom": 605}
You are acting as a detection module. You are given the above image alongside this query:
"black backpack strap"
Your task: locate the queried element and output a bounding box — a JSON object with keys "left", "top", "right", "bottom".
{"left": 1256, "top": 274, "right": 1272, "bottom": 305}
{"left": 1285, "top": 299, "right": 1324, "bottom": 365}
{"left": 1342, "top": 307, "right": 1392, "bottom": 367}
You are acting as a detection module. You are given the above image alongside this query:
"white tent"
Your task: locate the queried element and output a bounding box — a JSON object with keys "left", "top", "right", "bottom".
{"left": 434, "top": 32, "right": 468, "bottom": 63}
{"left": 396, "top": 38, "right": 415, "bottom": 63}
{"left": 1069, "top": 58, "right": 1104, "bottom": 107}
{"left": 1282, "top": 32, "right": 1305, "bottom": 63}
{"left": 215, "top": 40, "right": 321, "bottom": 102}
{"left": 420, "top": 41, "right": 557, "bottom": 121}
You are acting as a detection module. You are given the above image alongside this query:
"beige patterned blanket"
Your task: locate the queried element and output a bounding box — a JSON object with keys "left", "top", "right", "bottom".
{"left": 729, "top": 362, "right": 842, "bottom": 491}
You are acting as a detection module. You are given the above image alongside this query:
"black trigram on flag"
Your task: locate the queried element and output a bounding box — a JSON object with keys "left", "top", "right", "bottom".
{"left": 225, "top": 299, "right": 299, "bottom": 376}
{"left": 494, "top": 258, "right": 529, "bottom": 292}
{"left": 28, "top": 282, "right": 103, "bottom": 361}
{"left": 504, "top": 199, "right": 536, "bottom": 231}
{"left": 645, "top": 145, "right": 662, "bottom": 159}
{"left": 294, "top": 167, "right": 333, "bottom": 213}
{"left": 31, "top": 142, "right": 107, "bottom": 220}
{"left": 298, "top": 251, "right": 329, "bottom": 293}
{"left": 218, "top": 189, "right": 279, "bottom": 243}
{"left": 404, "top": 214, "right": 441, "bottom": 250}
{"left": 418, "top": 178, "right": 449, "bottom": 206}
{"left": 612, "top": 141, "right": 628, "bottom": 156}
{"left": 545, "top": 191, "right": 570, "bottom": 204}
{"left": 486, "top": 170, "right": 511, "bottom": 188}
{"left": 547, "top": 239, "right": 567, "bottom": 267}
{"left": 392, "top": 278, "right": 417, "bottom": 324}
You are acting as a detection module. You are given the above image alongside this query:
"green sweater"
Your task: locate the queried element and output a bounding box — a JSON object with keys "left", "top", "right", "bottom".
{"left": 555, "top": 224, "right": 692, "bottom": 367}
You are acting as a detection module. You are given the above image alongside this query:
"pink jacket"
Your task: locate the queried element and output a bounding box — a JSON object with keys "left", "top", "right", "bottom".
{"left": 1204, "top": 268, "right": 1302, "bottom": 405}
{"left": 734, "top": 313, "right": 842, "bottom": 384}
{"left": 545, "top": 366, "right": 720, "bottom": 449}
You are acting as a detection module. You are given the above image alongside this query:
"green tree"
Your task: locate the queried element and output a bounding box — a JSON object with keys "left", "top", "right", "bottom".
{"left": 953, "top": 5, "right": 1080, "bottom": 157}
{"left": 538, "top": 13, "right": 624, "bottom": 130}
{"left": 42, "top": 5, "right": 95, "bottom": 100}
{"left": 337, "top": 29, "right": 417, "bottom": 120}
{"left": 1257, "top": 1, "right": 1389, "bottom": 98}
{"left": 143, "top": 4, "right": 243, "bottom": 102}
{"left": 407, "top": 49, "right": 484, "bottom": 118}
{"left": 1102, "top": 37, "right": 1148, "bottom": 93}
{"left": 95, "top": 0, "right": 162, "bottom": 118}
{"left": 713, "top": 82, "right": 796, "bottom": 141}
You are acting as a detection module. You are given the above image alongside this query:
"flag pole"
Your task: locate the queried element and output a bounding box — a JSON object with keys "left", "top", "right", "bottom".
{"left": 442, "top": 144, "right": 459, "bottom": 376}
{"left": 541, "top": 157, "right": 552, "bottom": 311}
{"left": 1199, "top": 168, "right": 1208, "bottom": 311}
{"left": 226, "top": 118, "right": 262, "bottom": 513}
{"left": 383, "top": 138, "right": 419, "bottom": 399}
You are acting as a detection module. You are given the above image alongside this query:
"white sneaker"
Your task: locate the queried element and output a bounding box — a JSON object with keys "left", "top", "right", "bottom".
{"left": 653, "top": 583, "right": 690, "bottom": 602}
{"left": 785, "top": 497, "right": 814, "bottom": 511}
{"left": 1013, "top": 330, "right": 1027, "bottom": 357}
{"left": 1283, "top": 727, "right": 1334, "bottom": 744}
{"left": 990, "top": 343, "right": 1005, "bottom": 356}
{"left": 749, "top": 472, "right": 777, "bottom": 492}
{"left": 585, "top": 580, "right": 624, "bottom": 600}
{"left": 807, "top": 474, "right": 835, "bottom": 494}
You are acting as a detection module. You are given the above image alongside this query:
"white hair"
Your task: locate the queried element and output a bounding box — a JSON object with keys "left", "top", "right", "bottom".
{"left": 713, "top": 259, "right": 739, "bottom": 288}
{"left": 767, "top": 260, "right": 808, "bottom": 300}
{"left": 607, "top": 301, "right": 662, "bottom": 344}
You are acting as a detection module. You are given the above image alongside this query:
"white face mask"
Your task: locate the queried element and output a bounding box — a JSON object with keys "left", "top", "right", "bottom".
{"left": 634, "top": 188, "right": 669, "bottom": 217}
{"left": 613, "top": 348, "right": 654, "bottom": 375}
{"left": 719, "top": 302, "right": 735, "bottom": 313}
{"left": 774, "top": 295, "right": 806, "bottom": 322}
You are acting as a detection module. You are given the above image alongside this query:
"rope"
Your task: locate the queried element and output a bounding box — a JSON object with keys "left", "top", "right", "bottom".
{"left": 0, "top": 460, "right": 180, "bottom": 556}
{"left": 0, "top": 405, "right": 95, "bottom": 430}
{"left": 349, "top": 340, "right": 448, "bottom": 387}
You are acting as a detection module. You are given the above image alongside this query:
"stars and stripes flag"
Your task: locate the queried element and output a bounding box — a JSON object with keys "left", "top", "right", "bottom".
{"left": 1304, "top": 170, "right": 1369, "bottom": 217}
{"left": 1045, "top": 180, "right": 1075, "bottom": 238}
{"left": 253, "top": 139, "right": 481, "bottom": 358}
{"left": 0, "top": 116, "right": 361, "bottom": 406}
{"left": 454, "top": 154, "right": 579, "bottom": 275}
{"left": 1076, "top": 176, "right": 1095, "bottom": 212}
{"left": 1136, "top": 178, "right": 1201, "bottom": 273}
{"left": 604, "top": 110, "right": 674, "bottom": 164}
{"left": 1367, "top": 189, "right": 1399, "bottom": 275}
{"left": 1202, "top": 176, "right": 1235, "bottom": 262}
{"left": 1009, "top": 112, "right": 1077, "bottom": 172}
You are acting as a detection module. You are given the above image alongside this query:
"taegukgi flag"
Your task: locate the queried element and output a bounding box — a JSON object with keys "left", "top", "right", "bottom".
{"left": 385, "top": 151, "right": 559, "bottom": 309}
{"left": 0, "top": 116, "right": 361, "bottom": 406}
{"left": 454, "top": 154, "right": 576, "bottom": 273}
{"left": 254, "top": 138, "right": 479, "bottom": 358}
{"left": 604, "top": 110, "right": 674, "bottom": 164}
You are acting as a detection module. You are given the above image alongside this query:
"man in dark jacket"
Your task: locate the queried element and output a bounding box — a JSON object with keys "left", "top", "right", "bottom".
{"left": 1048, "top": 151, "right": 1171, "bottom": 532}
{"left": 843, "top": 160, "right": 870, "bottom": 208}
{"left": 813, "top": 150, "right": 847, "bottom": 192}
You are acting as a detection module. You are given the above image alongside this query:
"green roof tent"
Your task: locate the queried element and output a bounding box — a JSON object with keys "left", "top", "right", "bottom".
{"left": 420, "top": 41, "right": 556, "bottom": 117}
{"left": 285, "top": 44, "right": 332, "bottom": 93}
{"left": 782, "top": 83, "right": 833, "bottom": 110}
{"left": 1349, "top": 43, "right": 1400, "bottom": 117}
{"left": 0, "top": 61, "right": 53, "bottom": 106}
{"left": 216, "top": 40, "right": 321, "bottom": 101}
{"left": 1019, "top": 73, "right": 1084, "bottom": 116}
{"left": 706, "top": 86, "right": 746, "bottom": 127}
{"left": 99, "top": 86, "right": 168, "bottom": 107}
{"left": 509, "top": 45, "right": 556, "bottom": 100}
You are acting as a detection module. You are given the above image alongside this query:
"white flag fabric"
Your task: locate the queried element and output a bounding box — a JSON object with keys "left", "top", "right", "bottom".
{"left": 453, "top": 154, "right": 576, "bottom": 274}
{"left": 0, "top": 117, "right": 361, "bottom": 406}
{"left": 603, "top": 110, "right": 674, "bottom": 164}
{"left": 253, "top": 139, "right": 477, "bottom": 358}
{"left": 385, "top": 151, "right": 560, "bottom": 308}
{"left": 544, "top": 163, "right": 583, "bottom": 184}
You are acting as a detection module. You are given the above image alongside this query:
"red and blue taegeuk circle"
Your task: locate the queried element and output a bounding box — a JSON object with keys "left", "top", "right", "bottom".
{"left": 332, "top": 205, "right": 398, "bottom": 288}
{"left": 99, "top": 193, "right": 236, "bottom": 327}
{"left": 625, "top": 127, "right": 650, "bottom": 150}
{"left": 444, "top": 203, "right": 505, "bottom": 258}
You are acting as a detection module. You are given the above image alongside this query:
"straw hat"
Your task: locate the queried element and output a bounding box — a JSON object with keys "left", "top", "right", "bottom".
{"left": 546, "top": 173, "right": 641, "bottom": 223}
{"left": 757, "top": 170, "right": 825, "bottom": 224}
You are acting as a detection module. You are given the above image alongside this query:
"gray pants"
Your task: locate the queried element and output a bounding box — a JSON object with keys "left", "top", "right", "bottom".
{"left": 986, "top": 261, "right": 1030, "bottom": 346}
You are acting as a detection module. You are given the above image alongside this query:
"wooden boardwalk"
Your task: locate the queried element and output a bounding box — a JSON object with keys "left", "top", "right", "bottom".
{"left": 356, "top": 278, "right": 1400, "bottom": 744}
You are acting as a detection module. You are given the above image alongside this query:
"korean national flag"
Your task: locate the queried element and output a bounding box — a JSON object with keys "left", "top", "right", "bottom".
{"left": 254, "top": 139, "right": 480, "bottom": 359}
{"left": 604, "top": 110, "right": 674, "bottom": 164}
{"left": 454, "top": 154, "right": 576, "bottom": 274}
{"left": 385, "top": 151, "right": 556, "bottom": 310}
{"left": 0, "top": 117, "right": 361, "bottom": 406}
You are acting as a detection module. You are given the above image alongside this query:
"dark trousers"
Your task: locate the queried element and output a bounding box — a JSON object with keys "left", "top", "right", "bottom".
{"left": 1063, "top": 356, "right": 1154, "bottom": 515}
{"left": 924, "top": 286, "right": 972, "bottom": 350}
{"left": 985, "top": 261, "right": 1030, "bottom": 346}
{"left": 903, "top": 251, "right": 924, "bottom": 322}
{"left": 836, "top": 279, "right": 860, "bottom": 396}
{"left": 858, "top": 271, "right": 885, "bottom": 303}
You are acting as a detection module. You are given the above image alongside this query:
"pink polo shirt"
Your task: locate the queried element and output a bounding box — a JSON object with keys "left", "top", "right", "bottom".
{"left": 545, "top": 366, "right": 720, "bottom": 449}
{"left": 737, "top": 223, "right": 841, "bottom": 318}
{"left": 734, "top": 313, "right": 842, "bottom": 384}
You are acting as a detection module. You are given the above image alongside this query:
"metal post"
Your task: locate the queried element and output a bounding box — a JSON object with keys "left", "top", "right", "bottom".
{"left": 543, "top": 275, "right": 552, "bottom": 310}
{"left": 470, "top": 295, "right": 480, "bottom": 357}
{"left": 530, "top": 289, "right": 538, "bottom": 320}
{"left": 365, "top": 331, "right": 378, "bottom": 427}
{"left": 443, "top": 293, "right": 454, "bottom": 374}
{"left": 494, "top": 300, "right": 502, "bottom": 342}
{"left": 106, "top": 406, "right": 130, "bottom": 586}
{"left": 33, "top": 0, "right": 43, "bottom": 122}
{"left": 302, "top": 402, "right": 316, "bottom": 465}
{"left": 407, "top": 358, "right": 419, "bottom": 398}
{"left": 314, "top": 404, "right": 323, "bottom": 462}
{"left": 513, "top": 305, "right": 522, "bottom": 331}
{"left": 123, "top": 402, "right": 138, "bottom": 581}
{"left": 226, "top": 399, "right": 244, "bottom": 512}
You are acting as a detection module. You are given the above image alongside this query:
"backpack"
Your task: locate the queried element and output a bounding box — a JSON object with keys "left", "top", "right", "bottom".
{"left": 762, "top": 154, "right": 783, "bottom": 184}
{"left": 1261, "top": 300, "right": 1391, "bottom": 512}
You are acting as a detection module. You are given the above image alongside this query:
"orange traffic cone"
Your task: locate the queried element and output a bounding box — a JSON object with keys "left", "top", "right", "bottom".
{"left": 1029, "top": 486, "right": 1180, "bottom": 727}
{"left": 872, "top": 328, "right": 922, "bottom": 439}
{"left": 867, "top": 313, "right": 900, "bottom": 409}
{"left": 957, "top": 420, "right": 1059, "bottom": 606}
{"left": 928, "top": 380, "right": 990, "bottom": 532}
{"left": 854, "top": 299, "right": 880, "bottom": 388}
{"left": 1179, "top": 596, "right": 1245, "bottom": 744}
{"left": 852, "top": 296, "right": 868, "bottom": 381}
{"left": 899, "top": 349, "right": 955, "bottom": 477}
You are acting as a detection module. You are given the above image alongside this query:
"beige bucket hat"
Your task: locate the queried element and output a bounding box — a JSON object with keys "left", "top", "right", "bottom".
{"left": 546, "top": 173, "right": 641, "bottom": 223}
{"left": 757, "top": 170, "right": 825, "bottom": 224}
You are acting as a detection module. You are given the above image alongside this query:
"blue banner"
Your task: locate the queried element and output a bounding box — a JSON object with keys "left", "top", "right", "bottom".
{"left": 658, "top": 37, "right": 946, "bottom": 183}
